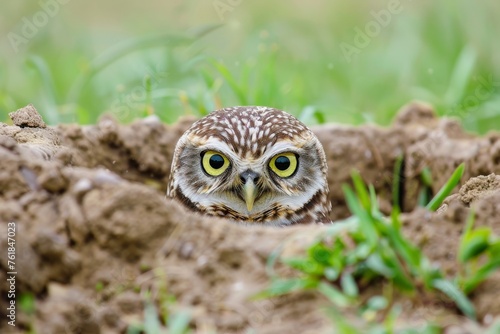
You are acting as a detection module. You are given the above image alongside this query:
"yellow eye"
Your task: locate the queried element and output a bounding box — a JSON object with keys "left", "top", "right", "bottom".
{"left": 201, "top": 151, "right": 230, "bottom": 176}
{"left": 269, "top": 152, "right": 298, "bottom": 178}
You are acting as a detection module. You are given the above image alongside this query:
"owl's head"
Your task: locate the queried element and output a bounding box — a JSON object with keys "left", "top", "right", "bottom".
{"left": 167, "top": 106, "right": 331, "bottom": 226}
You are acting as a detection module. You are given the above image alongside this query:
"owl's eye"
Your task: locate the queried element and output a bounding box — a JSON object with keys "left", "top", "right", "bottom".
{"left": 201, "top": 150, "right": 230, "bottom": 176}
{"left": 269, "top": 152, "right": 298, "bottom": 178}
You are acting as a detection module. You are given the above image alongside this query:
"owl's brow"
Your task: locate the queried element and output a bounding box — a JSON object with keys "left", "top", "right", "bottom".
{"left": 189, "top": 109, "right": 310, "bottom": 159}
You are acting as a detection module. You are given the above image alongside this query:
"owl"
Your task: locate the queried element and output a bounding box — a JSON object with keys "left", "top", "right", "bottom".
{"left": 167, "top": 106, "right": 331, "bottom": 226}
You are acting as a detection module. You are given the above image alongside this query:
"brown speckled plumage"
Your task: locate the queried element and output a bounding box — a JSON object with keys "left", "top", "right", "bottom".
{"left": 167, "top": 106, "right": 331, "bottom": 226}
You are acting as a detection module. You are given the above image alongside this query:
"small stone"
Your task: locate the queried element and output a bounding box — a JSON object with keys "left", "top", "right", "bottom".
{"left": 9, "top": 104, "right": 47, "bottom": 128}
{"left": 93, "top": 170, "right": 122, "bottom": 185}
{"left": 73, "top": 178, "right": 93, "bottom": 195}
{"left": 179, "top": 242, "right": 194, "bottom": 259}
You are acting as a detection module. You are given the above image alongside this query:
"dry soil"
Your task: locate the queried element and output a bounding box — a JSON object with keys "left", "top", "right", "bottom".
{"left": 1, "top": 102, "right": 499, "bottom": 333}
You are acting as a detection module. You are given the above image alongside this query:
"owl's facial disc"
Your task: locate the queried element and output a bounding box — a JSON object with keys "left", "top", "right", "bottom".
{"left": 168, "top": 106, "right": 332, "bottom": 225}
{"left": 193, "top": 143, "right": 311, "bottom": 218}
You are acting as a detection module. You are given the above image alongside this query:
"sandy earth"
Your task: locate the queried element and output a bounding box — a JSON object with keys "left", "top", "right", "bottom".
{"left": 0, "top": 103, "right": 499, "bottom": 333}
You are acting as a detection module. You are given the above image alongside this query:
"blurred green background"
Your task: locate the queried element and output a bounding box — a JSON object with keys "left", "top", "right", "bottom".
{"left": 1, "top": 0, "right": 499, "bottom": 132}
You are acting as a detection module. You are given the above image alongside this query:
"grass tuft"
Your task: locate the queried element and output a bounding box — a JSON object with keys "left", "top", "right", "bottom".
{"left": 261, "top": 163, "right": 500, "bottom": 331}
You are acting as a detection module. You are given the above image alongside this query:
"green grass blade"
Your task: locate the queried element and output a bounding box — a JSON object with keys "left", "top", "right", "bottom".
{"left": 426, "top": 163, "right": 465, "bottom": 211}
{"left": 418, "top": 167, "right": 434, "bottom": 206}
{"left": 444, "top": 45, "right": 477, "bottom": 105}
{"left": 127, "top": 324, "right": 144, "bottom": 334}
{"left": 211, "top": 60, "right": 248, "bottom": 105}
{"left": 265, "top": 244, "right": 284, "bottom": 278}
{"left": 459, "top": 228, "right": 491, "bottom": 262}
{"left": 351, "top": 171, "right": 371, "bottom": 211}
{"left": 282, "top": 257, "right": 324, "bottom": 275}
{"left": 367, "top": 249, "right": 417, "bottom": 291}
{"left": 431, "top": 279, "right": 476, "bottom": 320}
{"left": 420, "top": 167, "right": 433, "bottom": 187}
{"left": 392, "top": 155, "right": 404, "bottom": 211}
{"left": 417, "top": 188, "right": 431, "bottom": 207}
{"left": 143, "top": 75, "right": 153, "bottom": 116}
{"left": 462, "top": 210, "right": 476, "bottom": 235}
{"left": 366, "top": 296, "right": 388, "bottom": 311}
{"left": 168, "top": 311, "right": 191, "bottom": 334}
{"left": 18, "top": 292, "right": 36, "bottom": 315}
{"left": 489, "top": 240, "right": 500, "bottom": 256}
{"left": 340, "top": 272, "right": 359, "bottom": 297}
{"left": 313, "top": 109, "right": 327, "bottom": 124}
{"left": 299, "top": 106, "right": 326, "bottom": 125}
{"left": 463, "top": 258, "right": 500, "bottom": 294}
{"left": 385, "top": 230, "right": 422, "bottom": 274}
{"left": 368, "top": 185, "right": 383, "bottom": 218}
{"left": 401, "top": 324, "right": 442, "bottom": 334}
{"left": 325, "top": 307, "right": 359, "bottom": 334}
{"left": 318, "top": 282, "right": 352, "bottom": 307}
{"left": 365, "top": 253, "right": 394, "bottom": 277}
{"left": 342, "top": 184, "right": 378, "bottom": 246}
{"left": 143, "top": 301, "right": 162, "bottom": 334}
{"left": 309, "top": 240, "right": 344, "bottom": 268}
{"left": 258, "top": 278, "right": 315, "bottom": 298}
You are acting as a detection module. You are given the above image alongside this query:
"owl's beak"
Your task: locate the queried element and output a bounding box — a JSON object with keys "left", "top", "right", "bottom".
{"left": 243, "top": 181, "right": 257, "bottom": 212}
{"left": 240, "top": 170, "right": 259, "bottom": 212}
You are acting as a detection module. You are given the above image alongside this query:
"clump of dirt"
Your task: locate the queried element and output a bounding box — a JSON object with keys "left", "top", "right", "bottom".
{"left": 458, "top": 173, "right": 500, "bottom": 205}
{"left": 401, "top": 173, "right": 500, "bottom": 323}
{"left": 9, "top": 104, "right": 47, "bottom": 129}
{"left": 0, "top": 103, "right": 499, "bottom": 333}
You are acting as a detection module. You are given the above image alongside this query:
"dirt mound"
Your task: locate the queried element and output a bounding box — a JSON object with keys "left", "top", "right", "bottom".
{"left": 1, "top": 103, "right": 499, "bottom": 333}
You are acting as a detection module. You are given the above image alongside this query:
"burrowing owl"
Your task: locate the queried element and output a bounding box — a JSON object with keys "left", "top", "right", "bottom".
{"left": 167, "top": 106, "right": 331, "bottom": 226}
